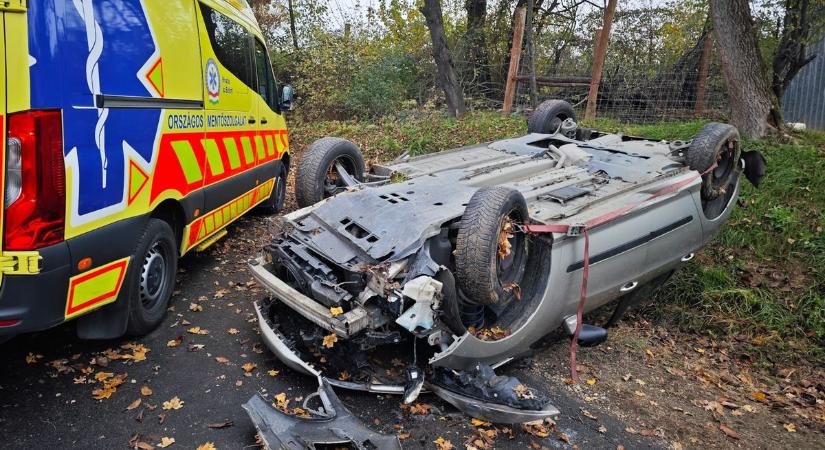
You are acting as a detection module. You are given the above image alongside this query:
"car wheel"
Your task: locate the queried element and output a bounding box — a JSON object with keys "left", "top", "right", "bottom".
{"left": 527, "top": 99, "right": 576, "bottom": 134}
{"left": 259, "top": 164, "right": 287, "bottom": 214}
{"left": 295, "top": 137, "right": 365, "bottom": 208}
{"left": 455, "top": 187, "right": 529, "bottom": 306}
{"left": 686, "top": 122, "right": 742, "bottom": 201}
{"left": 126, "top": 219, "right": 178, "bottom": 336}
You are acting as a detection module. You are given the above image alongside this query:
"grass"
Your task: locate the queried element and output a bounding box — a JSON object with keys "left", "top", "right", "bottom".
{"left": 290, "top": 110, "right": 825, "bottom": 364}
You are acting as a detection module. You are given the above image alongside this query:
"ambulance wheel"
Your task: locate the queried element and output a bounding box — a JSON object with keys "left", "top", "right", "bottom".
{"left": 295, "top": 137, "right": 365, "bottom": 208}
{"left": 126, "top": 219, "right": 178, "bottom": 336}
{"left": 259, "top": 164, "right": 287, "bottom": 214}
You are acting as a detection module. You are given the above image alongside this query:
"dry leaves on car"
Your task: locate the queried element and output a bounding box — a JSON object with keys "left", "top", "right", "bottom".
{"left": 468, "top": 326, "right": 512, "bottom": 341}
{"left": 322, "top": 333, "right": 337, "bottom": 348}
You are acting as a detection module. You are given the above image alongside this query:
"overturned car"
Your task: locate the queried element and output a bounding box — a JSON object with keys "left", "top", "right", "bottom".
{"left": 247, "top": 101, "right": 766, "bottom": 429}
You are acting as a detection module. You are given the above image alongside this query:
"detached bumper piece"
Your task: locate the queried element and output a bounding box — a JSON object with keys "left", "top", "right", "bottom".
{"left": 243, "top": 378, "right": 402, "bottom": 450}
{"left": 427, "top": 363, "right": 560, "bottom": 424}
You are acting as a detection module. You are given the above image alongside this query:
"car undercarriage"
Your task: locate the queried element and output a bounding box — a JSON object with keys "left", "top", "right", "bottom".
{"left": 244, "top": 103, "right": 766, "bottom": 444}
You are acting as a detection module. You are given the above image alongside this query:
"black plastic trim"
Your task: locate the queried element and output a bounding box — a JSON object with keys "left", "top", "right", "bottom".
{"left": 95, "top": 95, "right": 203, "bottom": 110}
{"left": 566, "top": 216, "right": 694, "bottom": 273}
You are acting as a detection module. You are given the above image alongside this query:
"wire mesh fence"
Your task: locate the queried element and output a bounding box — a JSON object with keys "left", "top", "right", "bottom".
{"left": 511, "top": 62, "right": 730, "bottom": 124}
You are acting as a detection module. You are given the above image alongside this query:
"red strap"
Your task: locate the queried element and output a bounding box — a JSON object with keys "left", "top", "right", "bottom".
{"left": 524, "top": 166, "right": 716, "bottom": 381}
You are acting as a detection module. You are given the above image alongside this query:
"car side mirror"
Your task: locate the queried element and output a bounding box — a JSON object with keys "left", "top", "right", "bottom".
{"left": 280, "top": 85, "right": 295, "bottom": 111}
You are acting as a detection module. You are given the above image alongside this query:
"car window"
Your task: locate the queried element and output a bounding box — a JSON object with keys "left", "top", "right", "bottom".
{"left": 254, "top": 39, "right": 280, "bottom": 112}
{"left": 200, "top": 3, "right": 254, "bottom": 90}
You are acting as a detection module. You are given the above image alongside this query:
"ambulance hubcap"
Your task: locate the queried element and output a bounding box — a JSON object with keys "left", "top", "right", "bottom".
{"left": 140, "top": 243, "right": 168, "bottom": 307}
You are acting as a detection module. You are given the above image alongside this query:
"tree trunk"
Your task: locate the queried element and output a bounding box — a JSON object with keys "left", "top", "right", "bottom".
{"left": 772, "top": 0, "right": 817, "bottom": 101}
{"left": 421, "top": 0, "right": 468, "bottom": 118}
{"left": 465, "top": 0, "right": 491, "bottom": 96}
{"left": 709, "top": 0, "right": 782, "bottom": 138}
{"left": 287, "top": 0, "right": 299, "bottom": 51}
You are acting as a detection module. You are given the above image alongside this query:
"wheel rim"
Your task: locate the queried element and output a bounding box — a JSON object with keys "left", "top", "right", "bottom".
{"left": 323, "top": 155, "right": 358, "bottom": 197}
{"left": 496, "top": 210, "right": 527, "bottom": 291}
{"left": 140, "top": 241, "right": 169, "bottom": 309}
{"left": 713, "top": 141, "right": 735, "bottom": 182}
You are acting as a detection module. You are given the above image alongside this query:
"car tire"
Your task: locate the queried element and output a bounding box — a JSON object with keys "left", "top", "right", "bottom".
{"left": 259, "top": 164, "right": 287, "bottom": 214}
{"left": 686, "top": 122, "right": 742, "bottom": 201}
{"left": 126, "top": 219, "right": 178, "bottom": 336}
{"left": 527, "top": 99, "right": 577, "bottom": 134}
{"left": 455, "top": 187, "right": 529, "bottom": 306}
{"left": 295, "top": 137, "right": 365, "bottom": 208}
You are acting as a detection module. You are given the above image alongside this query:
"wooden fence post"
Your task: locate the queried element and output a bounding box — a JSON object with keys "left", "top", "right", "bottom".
{"left": 584, "top": 0, "right": 618, "bottom": 121}
{"left": 695, "top": 34, "right": 713, "bottom": 118}
{"left": 502, "top": 7, "right": 527, "bottom": 115}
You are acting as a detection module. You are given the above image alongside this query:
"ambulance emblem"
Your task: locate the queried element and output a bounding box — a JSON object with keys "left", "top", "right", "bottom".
{"left": 206, "top": 58, "right": 220, "bottom": 104}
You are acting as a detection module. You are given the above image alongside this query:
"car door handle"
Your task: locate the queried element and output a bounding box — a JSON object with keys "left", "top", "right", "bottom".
{"left": 248, "top": 117, "right": 257, "bottom": 124}
{"left": 260, "top": 118, "right": 268, "bottom": 125}
{"left": 619, "top": 281, "right": 639, "bottom": 293}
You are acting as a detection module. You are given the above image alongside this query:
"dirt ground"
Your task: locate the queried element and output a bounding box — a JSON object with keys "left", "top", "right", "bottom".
{"left": 1, "top": 186, "right": 823, "bottom": 449}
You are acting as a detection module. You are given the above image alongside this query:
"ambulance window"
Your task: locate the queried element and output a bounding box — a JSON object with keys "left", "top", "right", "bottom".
{"left": 254, "top": 39, "right": 279, "bottom": 111}
{"left": 200, "top": 3, "right": 254, "bottom": 90}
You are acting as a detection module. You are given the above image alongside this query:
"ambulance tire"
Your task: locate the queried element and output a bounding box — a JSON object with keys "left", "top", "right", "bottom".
{"left": 126, "top": 219, "right": 178, "bottom": 336}
{"left": 259, "top": 164, "right": 288, "bottom": 214}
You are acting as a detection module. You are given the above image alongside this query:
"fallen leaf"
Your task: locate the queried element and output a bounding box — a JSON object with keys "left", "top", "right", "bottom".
{"left": 559, "top": 433, "right": 571, "bottom": 443}
{"left": 141, "top": 386, "right": 153, "bottom": 396}
{"left": 126, "top": 398, "right": 142, "bottom": 411}
{"left": 162, "top": 397, "right": 184, "bottom": 410}
{"left": 267, "top": 369, "right": 279, "bottom": 377}
{"left": 95, "top": 371, "right": 114, "bottom": 382}
{"left": 719, "top": 424, "right": 739, "bottom": 439}
{"left": 398, "top": 432, "right": 410, "bottom": 440}
{"left": 166, "top": 337, "right": 182, "bottom": 347}
{"left": 471, "top": 418, "right": 492, "bottom": 427}
{"left": 196, "top": 443, "right": 216, "bottom": 450}
{"left": 25, "top": 353, "right": 44, "bottom": 364}
{"left": 581, "top": 409, "right": 597, "bottom": 420}
{"left": 187, "top": 327, "right": 209, "bottom": 335}
{"left": 227, "top": 328, "right": 240, "bottom": 335}
{"left": 409, "top": 403, "right": 432, "bottom": 415}
{"left": 434, "top": 437, "right": 454, "bottom": 450}
{"left": 598, "top": 425, "right": 607, "bottom": 433}
{"left": 189, "top": 303, "right": 203, "bottom": 312}
{"left": 135, "top": 441, "right": 154, "bottom": 450}
{"left": 783, "top": 423, "right": 796, "bottom": 433}
{"left": 322, "top": 333, "right": 337, "bottom": 348}
{"left": 207, "top": 420, "right": 234, "bottom": 429}
{"left": 242, "top": 362, "right": 257, "bottom": 373}
{"left": 329, "top": 306, "right": 343, "bottom": 317}
{"left": 215, "top": 356, "right": 230, "bottom": 364}
{"left": 586, "top": 378, "right": 597, "bottom": 385}
{"left": 157, "top": 437, "right": 175, "bottom": 448}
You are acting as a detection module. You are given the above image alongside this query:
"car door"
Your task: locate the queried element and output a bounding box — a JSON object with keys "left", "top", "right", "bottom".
{"left": 252, "top": 38, "right": 289, "bottom": 182}
{"left": 197, "top": 1, "right": 259, "bottom": 215}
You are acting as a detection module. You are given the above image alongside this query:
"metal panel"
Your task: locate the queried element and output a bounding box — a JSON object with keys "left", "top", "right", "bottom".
{"left": 782, "top": 38, "right": 825, "bottom": 130}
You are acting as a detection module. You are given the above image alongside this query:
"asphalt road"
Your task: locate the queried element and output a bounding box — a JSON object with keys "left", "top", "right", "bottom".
{"left": 0, "top": 215, "right": 661, "bottom": 450}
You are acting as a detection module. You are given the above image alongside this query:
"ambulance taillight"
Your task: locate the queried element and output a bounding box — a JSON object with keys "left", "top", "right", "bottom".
{"left": 4, "top": 110, "right": 66, "bottom": 250}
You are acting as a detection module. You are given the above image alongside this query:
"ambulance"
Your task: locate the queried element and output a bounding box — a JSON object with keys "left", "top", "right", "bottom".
{"left": 0, "top": 0, "right": 293, "bottom": 340}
